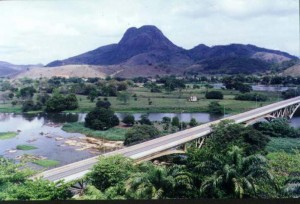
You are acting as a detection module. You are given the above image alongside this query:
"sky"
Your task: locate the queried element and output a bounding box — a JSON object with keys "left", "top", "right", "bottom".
{"left": 0, "top": 0, "right": 298, "bottom": 65}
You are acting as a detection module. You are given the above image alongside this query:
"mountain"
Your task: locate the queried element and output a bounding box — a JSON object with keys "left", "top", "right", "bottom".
{"left": 283, "top": 63, "right": 300, "bottom": 76}
{"left": 45, "top": 25, "right": 298, "bottom": 77}
{"left": 0, "top": 61, "right": 43, "bottom": 77}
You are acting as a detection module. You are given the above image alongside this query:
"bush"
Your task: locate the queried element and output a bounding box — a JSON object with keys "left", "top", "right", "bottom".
{"left": 236, "top": 83, "right": 252, "bottom": 93}
{"left": 124, "top": 125, "right": 160, "bottom": 145}
{"left": 140, "top": 114, "right": 152, "bottom": 125}
{"left": 85, "top": 108, "right": 119, "bottom": 130}
{"left": 282, "top": 88, "right": 300, "bottom": 99}
{"left": 235, "top": 93, "right": 268, "bottom": 102}
{"left": 96, "top": 100, "right": 111, "bottom": 109}
{"left": 122, "top": 114, "right": 135, "bottom": 126}
{"left": 171, "top": 116, "right": 180, "bottom": 128}
{"left": 205, "top": 91, "right": 223, "bottom": 99}
{"left": 189, "top": 118, "right": 198, "bottom": 127}
{"left": 253, "top": 118, "right": 300, "bottom": 138}
{"left": 208, "top": 101, "right": 223, "bottom": 115}
{"left": 22, "top": 100, "right": 42, "bottom": 112}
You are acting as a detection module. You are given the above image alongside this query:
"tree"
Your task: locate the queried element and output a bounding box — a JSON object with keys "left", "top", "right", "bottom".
{"left": 124, "top": 125, "right": 160, "bottom": 145}
{"left": 19, "top": 87, "right": 36, "bottom": 99}
{"left": 65, "top": 94, "right": 78, "bottom": 110}
{"left": 205, "top": 91, "right": 223, "bottom": 99}
{"left": 199, "top": 146, "right": 274, "bottom": 198}
{"left": 208, "top": 101, "right": 223, "bottom": 115}
{"left": 22, "top": 100, "right": 42, "bottom": 112}
{"left": 207, "top": 120, "right": 270, "bottom": 155}
{"left": 96, "top": 99, "right": 111, "bottom": 109}
{"left": 0, "top": 158, "right": 72, "bottom": 201}
{"left": 122, "top": 114, "right": 135, "bottom": 126}
{"left": 85, "top": 108, "right": 119, "bottom": 130}
{"left": 235, "top": 93, "right": 268, "bottom": 102}
{"left": 253, "top": 119, "right": 300, "bottom": 138}
{"left": 88, "top": 90, "right": 98, "bottom": 102}
{"left": 117, "top": 92, "right": 131, "bottom": 104}
{"left": 125, "top": 162, "right": 175, "bottom": 199}
{"left": 87, "top": 155, "right": 135, "bottom": 192}
{"left": 189, "top": 118, "right": 198, "bottom": 127}
{"left": 140, "top": 114, "right": 152, "bottom": 125}
{"left": 45, "top": 93, "right": 66, "bottom": 112}
{"left": 162, "top": 117, "right": 171, "bottom": 124}
{"left": 282, "top": 88, "right": 300, "bottom": 99}
{"left": 171, "top": 116, "right": 180, "bottom": 128}
{"left": 45, "top": 93, "right": 78, "bottom": 112}
{"left": 236, "top": 83, "right": 252, "bottom": 93}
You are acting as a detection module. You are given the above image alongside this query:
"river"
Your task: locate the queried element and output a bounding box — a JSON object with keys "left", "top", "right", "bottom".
{"left": 0, "top": 112, "right": 299, "bottom": 169}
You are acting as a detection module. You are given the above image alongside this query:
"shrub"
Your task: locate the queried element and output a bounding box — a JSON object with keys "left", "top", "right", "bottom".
{"left": 235, "top": 93, "right": 268, "bottom": 102}
{"left": 122, "top": 114, "right": 135, "bottom": 126}
{"left": 205, "top": 91, "right": 223, "bottom": 99}
{"left": 189, "top": 118, "right": 198, "bottom": 127}
{"left": 124, "top": 125, "right": 160, "bottom": 145}
{"left": 96, "top": 100, "right": 111, "bottom": 109}
{"left": 208, "top": 101, "right": 223, "bottom": 115}
{"left": 140, "top": 114, "right": 152, "bottom": 125}
{"left": 22, "top": 100, "right": 42, "bottom": 112}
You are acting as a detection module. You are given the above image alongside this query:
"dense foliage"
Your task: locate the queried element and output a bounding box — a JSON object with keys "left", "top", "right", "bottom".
{"left": 205, "top": 91, "right": 223, "bottom": 99}
{"left": 124, "top": 125, "right": 160, "bottom": 145}
{"left": 85, "top": 107, "right": 119, "bottom": 130}
{"left": 235, "top": 93, "right": 268, "bottom": 102}
{"left": 83, "top": 121, "right": 282, "bottom": 200}
{"left": 208, "top": 101, "right": 223, "bottom": 115}
{"left": 45, "top": 93, "right": 78, "bottom": 112}
{"left": 0, "top": 158, "right": 72, "bottom": 201}
{"left": 253, "top": 119, "right": 300, "bottom": 138}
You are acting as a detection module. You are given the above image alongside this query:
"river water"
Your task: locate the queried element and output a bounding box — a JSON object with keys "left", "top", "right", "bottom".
{"left": 0, "top": 111, "right": 299, "bottom": 169}
{"left": 212, "top": 83, "right": 296, "bottom": 92}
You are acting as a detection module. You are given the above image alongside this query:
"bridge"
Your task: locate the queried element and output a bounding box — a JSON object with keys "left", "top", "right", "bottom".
{"left": 32, "top": 96, "right": 300, "bottom": 183}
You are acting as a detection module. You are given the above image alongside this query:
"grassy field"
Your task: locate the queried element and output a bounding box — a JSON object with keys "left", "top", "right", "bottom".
{"left": 62, "top": 122, "right": 127, "bottom": 141}
{"left": 33, "top": 159, "right": 60, "bottom": 167}
{"left": 0, "top": 132, "right": 18, "bottom": 140}
{"left": 16, "top": 145, "right": 38, "bottom": 150}
{"left": 266, "top": 137, "right": 300, "bottom": 153}
{"left": 0, "top": 86, "right": 280, "bottom": 114}
{"left": 72, "top": 87, "right": 279, "bottom": 114}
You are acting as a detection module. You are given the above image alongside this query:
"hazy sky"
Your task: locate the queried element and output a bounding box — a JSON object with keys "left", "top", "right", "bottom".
{"left": 0, "top": 0, "right": 298, "bottom": 64}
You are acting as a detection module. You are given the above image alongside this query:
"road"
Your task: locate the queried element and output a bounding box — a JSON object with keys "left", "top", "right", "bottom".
{"left": 32, "top": 96, "right": 300, "bottom": 182}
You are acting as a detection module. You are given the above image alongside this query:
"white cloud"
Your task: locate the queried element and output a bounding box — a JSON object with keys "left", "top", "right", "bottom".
{"left": 0, "top": 0, "right": 298, "bottom": 64}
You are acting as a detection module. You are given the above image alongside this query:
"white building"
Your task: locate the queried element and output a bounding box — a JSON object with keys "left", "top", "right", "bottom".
{"left": 188, "top": 96, "right": 198, "bottom": 102}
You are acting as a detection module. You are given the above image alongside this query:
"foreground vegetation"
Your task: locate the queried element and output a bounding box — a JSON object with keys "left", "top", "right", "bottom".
{"left": 0, "top": 118, "right": 299, "bottom": 201}
{"left": 0, "top": 132, "right": 18, "bottom": 140}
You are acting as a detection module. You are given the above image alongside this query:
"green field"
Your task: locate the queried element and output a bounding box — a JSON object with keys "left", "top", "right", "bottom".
{"left": 71, "top": 87, "right": 279, "bottom": 114}
{"left": 62, "top": 122, "right": 127, "bottom": 141}
{"left": 266, "top": 137, "right": 300, "bottom": 153}
{"left": 33, "top": 159, "right": 60, "bottom": 167}
{"left": 0, "top": 86, "right": 280, "bottom": 114}
{"left": 0, "top": 132, "right": 18, "bottom": 140}
{"left": 16, "top": 145, "right": 38, "bottom": 151}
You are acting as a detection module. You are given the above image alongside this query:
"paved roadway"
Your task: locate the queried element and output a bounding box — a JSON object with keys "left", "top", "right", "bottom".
{"left": 32, "top": 96, "right": 300, "bottom": 182}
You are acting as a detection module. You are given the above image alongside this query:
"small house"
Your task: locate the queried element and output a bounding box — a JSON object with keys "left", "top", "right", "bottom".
{"left": 188, "top": 96, "right": 198, "bottom": 102}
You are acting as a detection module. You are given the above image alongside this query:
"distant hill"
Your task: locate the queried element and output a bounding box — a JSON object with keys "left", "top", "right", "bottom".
{"left": 283, "top": 63, "right": 300, "bottom": 76}
{"left": 0, "top": 61, "right": 42, "bottom": 77}
{"left": 23, "top": 25, "right": 300, "bottom": 77}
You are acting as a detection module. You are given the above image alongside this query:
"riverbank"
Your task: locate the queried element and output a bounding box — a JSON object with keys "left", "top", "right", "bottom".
{"left": 62, "top": 122, "right": 126, "bottom": 141}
